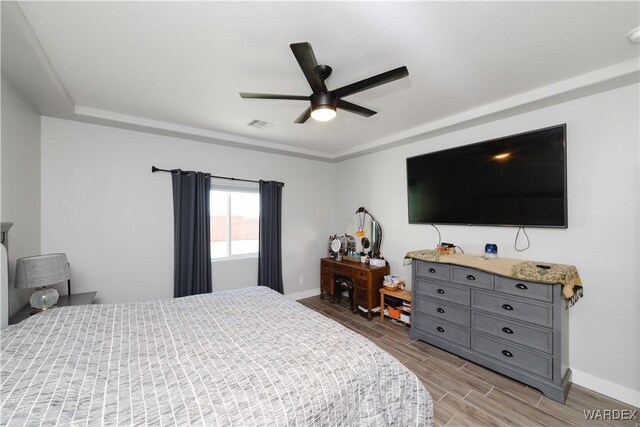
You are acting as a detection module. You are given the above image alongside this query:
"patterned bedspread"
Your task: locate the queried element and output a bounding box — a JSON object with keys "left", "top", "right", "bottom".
{"left": 1, "top": 287, "right": 432, "bottom": 426}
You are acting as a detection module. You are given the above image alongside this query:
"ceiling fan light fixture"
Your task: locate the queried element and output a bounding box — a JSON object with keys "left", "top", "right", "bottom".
{"left": 239, "top": 42, "right": 409, "bottom": 123}
{"left": 310, "top": 92, "right": 338, "bottom": 121}
{"left": 311, "top": 105, "right": 337, "bottom": 121}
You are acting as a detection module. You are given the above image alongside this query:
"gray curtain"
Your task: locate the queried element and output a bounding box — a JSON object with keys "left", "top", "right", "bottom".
{"left": 171, "top": 170, "right": 212, "bottom": 297}
{"left": 258, "top": 180, "right": 284, "bottom": 294}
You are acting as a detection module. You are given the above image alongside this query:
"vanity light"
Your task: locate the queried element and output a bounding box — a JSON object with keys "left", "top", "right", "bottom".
{"left": 311, "top": 105, "right": 337, "bottom": 121}
{"left": 494, "top": 152, "right": 511, "bottom": 160}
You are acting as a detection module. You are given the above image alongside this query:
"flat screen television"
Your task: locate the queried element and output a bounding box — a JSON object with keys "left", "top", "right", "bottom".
{"left": 407, "top": 124, "right": 567, "bottom": 228}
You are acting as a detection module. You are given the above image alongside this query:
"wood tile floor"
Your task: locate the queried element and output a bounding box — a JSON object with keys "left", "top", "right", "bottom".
{"left": 298, "top": 295, "right": 639, "bottom": 427}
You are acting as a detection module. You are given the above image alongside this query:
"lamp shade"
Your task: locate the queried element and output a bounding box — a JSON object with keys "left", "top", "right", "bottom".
{"left": 15, "top": 254, "right": 70, "bottom": 289}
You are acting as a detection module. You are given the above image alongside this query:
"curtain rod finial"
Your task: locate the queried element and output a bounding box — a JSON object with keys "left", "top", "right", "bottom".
{"left": 151, "top": 166, "right": 158, "bottom": 173}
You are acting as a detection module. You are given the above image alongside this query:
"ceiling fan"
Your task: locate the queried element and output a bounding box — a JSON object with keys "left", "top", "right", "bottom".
{"left": 239, "top": 42, "right": 409, "bottom": 123}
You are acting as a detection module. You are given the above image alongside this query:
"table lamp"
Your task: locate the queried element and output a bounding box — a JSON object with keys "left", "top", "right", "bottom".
{"left": 15, "top": 253, "right": 70, "bottom": 311}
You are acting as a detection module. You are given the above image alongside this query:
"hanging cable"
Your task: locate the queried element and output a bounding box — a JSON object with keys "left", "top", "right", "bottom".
{"left": 431, "top": 224, "right": 442, "bottom": 245}
{"left": 514, "top": 227, "right": 530, "bottom": 251}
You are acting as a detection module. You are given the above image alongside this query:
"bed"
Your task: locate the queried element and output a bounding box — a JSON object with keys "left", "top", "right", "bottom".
{"left": 1, "top": 287, "right": 432, "bottom": 426}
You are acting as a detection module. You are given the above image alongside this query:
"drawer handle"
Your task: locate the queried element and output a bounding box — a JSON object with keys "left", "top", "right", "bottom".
{"left": 436, "top": 289, "right": 445, "bottom": 294}
{"left": 502, "top": 304, "right": 513, "bottom": 311}
{"left": 428, "top": 268, "right": 436, "bottom": 273}
{"left": 515, "top": 283, "right": 528, "bottom": 290}
{"left": 436, "top": 327, "right": 445, "bottom": 333}
{"left": 502, "top": 327, "right": 513, "bottom": 334}
{"left": 466, "top": 274, "right": 476, "bottom": 281}
{"left": 501, "top": 350, "right": 514, "bottom": 358}
{"left": 436, "top": 308, "right": 445, "bottom": 313}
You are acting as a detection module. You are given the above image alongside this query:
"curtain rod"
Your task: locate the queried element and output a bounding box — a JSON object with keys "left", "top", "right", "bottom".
{"left": 151, "top": 166, "right": 283, "bottom": 186}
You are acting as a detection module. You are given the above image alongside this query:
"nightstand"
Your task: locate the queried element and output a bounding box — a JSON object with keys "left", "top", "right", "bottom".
{"left": 9, "top": 291, "right": 97, "bottom": 325}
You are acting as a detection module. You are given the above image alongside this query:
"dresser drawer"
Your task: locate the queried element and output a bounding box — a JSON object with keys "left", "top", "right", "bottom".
{"left": 415, "top": 261, "right": 450, "bottom": 281}
{"left": 471, "top": 333, "right": 553, "bottom": 380}
{"left": 416, "top": 296, "right": 470, "bottom": 327}
{"left": 321, "top": 273, "right": 332, "bottom": 286}
{"left": 416, "top": 316, "right": 470, "bottom": 347}
{"left": 495, "top": 276, "right": 553, "bottom": 302}
{"left": 471, "top": 291, "right": 553, "bottom": 328}
{"left": 452, "top": 266, "right": 494, "bottom": 290}
{"left": 471, "top": 311, "right": 553, "bottom": 354}
{"left": 354, "top": 277, "right": 368, "bottom": 290}
{"left": 334, "top": 265, "right": 353, "bottom": 276}
{"left": 352, "top": 270, "right": 366, "bottom": 280}
{"left": 354, "top": 288, "right": 368, "bottom": 305}
{"left": 415, "top": 279, "right": 470, "bottom": 306}
{"left": 321, "top": 260, "right": 332, "bottom": 270}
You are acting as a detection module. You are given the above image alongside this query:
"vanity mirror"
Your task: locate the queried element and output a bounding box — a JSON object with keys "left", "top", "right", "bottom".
{"left": 327, "top": 234, "right": 355, "bottom": 259}
{"left": 330, "top": 238, "right": 342, "bottom": 260}
{"left": 345, "top": 207, "right": 382, "bottom": 257}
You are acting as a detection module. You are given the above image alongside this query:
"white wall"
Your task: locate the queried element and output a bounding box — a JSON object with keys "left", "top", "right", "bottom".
{"left": 212, "top": 258, "right": 258, "bottom": 292}
{"left": 41, "top": 117, "right": 334, "bottom": 303}
{"left": 1, "top": 74, "right": 42, "bottom": 320}
{"left": 334, "top": 84, "right": 640, "bottom": 406}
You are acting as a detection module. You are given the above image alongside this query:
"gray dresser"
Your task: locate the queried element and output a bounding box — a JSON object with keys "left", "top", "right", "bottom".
{"left": 409, "top": 259, "right": 570, "bottom": 403}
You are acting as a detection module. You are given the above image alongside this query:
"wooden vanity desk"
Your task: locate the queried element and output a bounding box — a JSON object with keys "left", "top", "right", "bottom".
{"left": 320, "top": 257, "right": 390, "bottom": 320}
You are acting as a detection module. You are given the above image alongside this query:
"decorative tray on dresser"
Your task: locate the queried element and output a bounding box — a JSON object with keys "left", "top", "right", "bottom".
{"left": 408, "top": 253, "right": 580, "bottom": 403}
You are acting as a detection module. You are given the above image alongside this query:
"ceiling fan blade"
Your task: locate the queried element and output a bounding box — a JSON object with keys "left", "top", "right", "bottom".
{"left": 239, "top": 93, "right": 309, "bottom": 100}
{"left": 336, "top": 99, "right": 377, "bottom": 117}
{"left": 294, "top": 107, "right": 311, "bottom": 124}
{"left": 290, "top": 42, "right": 327, "bottom": 93}
{"left": 333, "top": 66, "right": 409, "bottom": 98}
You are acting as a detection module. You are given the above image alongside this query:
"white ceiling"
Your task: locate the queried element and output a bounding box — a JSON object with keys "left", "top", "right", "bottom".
{"left": 3, "top": 1, "right": 639, "bottom": 161}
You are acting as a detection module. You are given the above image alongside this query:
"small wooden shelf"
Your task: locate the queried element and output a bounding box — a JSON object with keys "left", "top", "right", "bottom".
{"left": 380, "top": 288, "right": 412, "bottom": 324}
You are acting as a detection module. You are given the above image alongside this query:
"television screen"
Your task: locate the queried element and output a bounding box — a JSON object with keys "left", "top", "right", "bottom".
{"left": 407, "top": 124, "right": 567, "bottom": 228}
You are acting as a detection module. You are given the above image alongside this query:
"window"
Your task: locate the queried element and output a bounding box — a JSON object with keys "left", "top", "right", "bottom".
{"left": 210, "top": 184, "right": 259, "bottom": 260}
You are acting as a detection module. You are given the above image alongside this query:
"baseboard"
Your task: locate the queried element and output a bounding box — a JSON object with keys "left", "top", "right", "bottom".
{"left": 571, "top": 369, "right": 640, "bottom": 408}
{"left": 285, "top": 288, "right": 320, "bottom": 301}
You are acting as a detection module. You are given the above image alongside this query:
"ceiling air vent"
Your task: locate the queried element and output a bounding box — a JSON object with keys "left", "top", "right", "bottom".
{"left": 247, "top": 119, "right": 274, "bottom": 129}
